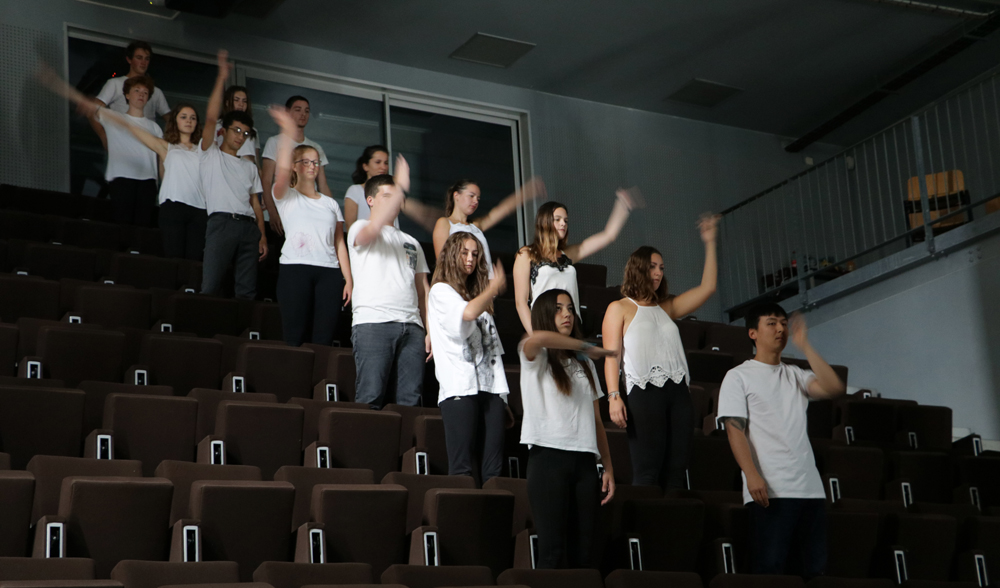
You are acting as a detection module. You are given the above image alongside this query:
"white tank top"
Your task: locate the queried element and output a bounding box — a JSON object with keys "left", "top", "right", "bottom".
{"left": 528, "top": 253, "right": 580, "bottom": 318}
{"left": 622, "top": 298, "right": 689, "bottom": 391}
{"left": 448, "top": 221, "right": 494, "bottom": 278}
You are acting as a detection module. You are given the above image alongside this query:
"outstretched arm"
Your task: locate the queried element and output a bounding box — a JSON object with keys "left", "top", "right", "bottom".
{"left": 789, "top": 314, "right": 846, "bottom": 399}
{"left": 202, "top": 50, "right": 230, "bottom": 151}
{"left": 564, "top": 188, "right": 640, "bottom": 262}
{"left": 521, "top": 331, "right": 616, "bottom": 362}
{"left": 667, "top": 214, "right": 719, "bottom": 319}
{"left": 463, "top": 262, "right": 506, "bottom": 321}
{"left": 473, "top": 177, "right": 546, "bottom": 232}
{"left": 267, "top": 105, "right": 298, "bottom": 202}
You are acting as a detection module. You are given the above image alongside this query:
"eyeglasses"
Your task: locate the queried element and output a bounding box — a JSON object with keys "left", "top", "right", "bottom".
{"left": 227, "top": 127, "right": 252, "bottom": 138}
{"left": 295, "top": 159, "right": 321, "bottom": 168}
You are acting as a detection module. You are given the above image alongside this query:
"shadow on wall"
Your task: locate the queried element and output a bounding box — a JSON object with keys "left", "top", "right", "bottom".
{"left": 973, "top": 248, "right": 1000, "bottom": 437}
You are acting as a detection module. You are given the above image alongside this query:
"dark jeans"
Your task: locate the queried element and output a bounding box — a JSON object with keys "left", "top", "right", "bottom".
{"left": 748, "top": 498, "right": 827, "bottom": 578}
{"left": 109, "top": 178, "right": 157, "bottom": 227}
{"left": 526, "top": 446, "right": 599, "bottom": 569}
{"left": 351, "top": 322, "right": 425, "bottom": 408}
{"left": 159, "top": 200, "right": 207, "bottom": 260}
{"left": 439, "top": 392, "right": 506, "bottom": 484}
{"left": 626, "top": 380, "right": 693, "bottom": 489}
{"left": 277, "top": 263, "right": 345, "bottom": 347}
{"left": 202, "top": 213, "right": 261, "bottom": 300}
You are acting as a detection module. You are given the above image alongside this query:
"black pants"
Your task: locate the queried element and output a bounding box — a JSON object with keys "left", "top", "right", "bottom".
{"left": 526, "top": 446, "right": 599, "bottom": 569}
{"left": 439, "top": 392, "right": 506, "bottom": 484}
{"left": 202, "top": 213, "right": 261, "bottom": 300}
{"left": 276, "top": 263, "right": 345, "bottom": 346}
{"left": 748, "top": 498, "right": 827, "bottom": 578}
{"left": 626, "top": 380, "right": 693, "bottom": 489}
{"left": 159, "top": 200, "right": 207, "bottom": 260}
{"left": 109, "top": 178, "right": 157, "bottom": 227}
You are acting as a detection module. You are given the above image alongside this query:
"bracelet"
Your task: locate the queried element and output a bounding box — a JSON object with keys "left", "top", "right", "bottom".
{"left": 608, "top": 391, "right": 621, "bottom": 400}
{"left": 579, "top": 341, "right": 595, "bottom": 352}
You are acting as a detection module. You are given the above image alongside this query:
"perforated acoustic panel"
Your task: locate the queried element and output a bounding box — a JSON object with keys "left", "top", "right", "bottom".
{"left": 0, "top": 23, "right": 67, "bottom": 192}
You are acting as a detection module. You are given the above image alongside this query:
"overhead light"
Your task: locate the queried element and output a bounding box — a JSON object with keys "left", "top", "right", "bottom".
{"left": 449, "top": 33, "right": 536, "bottom": 69}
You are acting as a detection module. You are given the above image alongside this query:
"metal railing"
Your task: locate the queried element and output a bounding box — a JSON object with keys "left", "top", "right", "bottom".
{"left": 719, "top": 68, "right": 1000, "bottom": 320}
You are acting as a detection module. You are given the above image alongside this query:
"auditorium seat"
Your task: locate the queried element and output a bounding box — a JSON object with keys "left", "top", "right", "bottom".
{"left": 0, "top": 387, "right": 85, "bottom": 469}
{"left": 317, "top": 409, "right": 400, "bottom": 481}
{"left": 215, "top": 401, "right": 304, "bottom": 480}
{"left": 164, "top": 295, "right": 241, "bottom": 339}
{"left": 821, "top": 446, "right": 884, "bottom": 500}
{"left": 604, "top": 570, "right": 704, "bottom": 588}
{"left": 26, "top": 456, "right": 143, "bottom": 524}
{"left": 380, "top": 564, "right": 493, "bottom": 588}
{"left": 141, "top": 336, "right": 223, "bottom": 394}
{"left": 36, "top": 326, "right": 125, "bottom": 386}
{"left": 300, "top": 344, "right": 334, "bottom": 386}
{"left": 59, "top": 477, "right": 173, "bottom": 578}
{"left": 189, "top": 390, "right": 278, "bottom": 442}
{"left": 0, "top": 557, "right": 97, "bottom": 582}
{"left": 235, "top": 344, "right": 314, "bottom": 402}
{"left": 0, "top": 211, "right": 54, "bottom": 243}
{"left": 805, "top": 580, "right": 894, "bottom": 588}
{"left": 0, "top": 472, "right": 33, "bottom": 557}
{"left": 312, "top": 484, "right": 408, "bottom": 578}
{"left": 417, "top": 488, "right": 514, "bottom": 576}
{"left": 826, "top": 510, "right": 880, "bottom": 578}
{"left": 620, "top": 498, "right": 704, "bottom": 572}
{"left": 74, "top": 286, "right": 152, "bottom": 330}
{"left": 685, "top": 350, "right": 734, "bottom": 383}
{"left": 215, "top": 335, "right": 285, "bottom": 380}
{"left": 0, "top": 323, "right": 17, "bottom": 377}
{"left": 604, "top": 428, "right": 632, "bottom": 485}
{"left": 109, "top": 560, "right": 240, "bottom": 588}
{"left": 382, "top": 473, "right": 476, "bottom": 534}
{"left": 689, "top": 436, "right": 741, "bottom": 491}
{"left": 704, "top": 325, "right": 753, "bottom": 355}
{"left": 483, "top": 477, "right": 533, "bottom": 536}
{"left": 24, "top": 243, "right": 97, "bottom": 282}
{"left": 0, "top": 276, "right": 60, "bottom": 322}
{"left": 252, "top": 562, "right": 373, "bottom": 588}
{"left": 55, "top": 219, "right": 122, "bottom": 252}
{"left": 103, "top": 394, "right": 199, "bottom": 475}
{"left": 285, "top": 398, "right": 362, "bottom": 450}
{"left": 580, "top": 285, "right": 620, "bottom": 337}
{"left": 708, "top": 575, "right": 803, "bottom": 588}
{"left": 894, "top": 405, "right": 952, "bottom": 452}
{"left": 119, "top": 227, "right": 164, "bottom": 258}
{"left": 154, "top": 461, "right": 261, "bottom": 526}
{"left": 888, "top": 451, "right": 951, "bottom": 503}
{"left": 383, "top": 404, "right": 442, "bottom": 456}
{"left": 189, "top": 480, "right": 295, "bottom": 581}
{"left": 497, "top": 568, "right": 603, "bottom": 588}
{"left": 14, "top": 318, "right": 102, "bottom": 359}
{"left": 274, "top": 465, "right": 374, "bottom": 530}
{"left": 955, "top": 456, "right": 1000, "bottom": 510}
{"left": 110, "top": 254, "right": 178, "bottom": 290}
{"left": 79, "top": 382, "right": 174, "bottom": 440}
{"left": 835, "top": 399, "right": 916, "bottom": 448}
{"left": 249, "top": 303, "right": 283, "bottom": 342}
{"left": 0, "top": 453, "right": 9, "bottom": 470}
{"left": 575, "top": 263, "right": 607, "bottom": 289}
{"left": 891, "top": 512, "right": 959, "bottom": 582}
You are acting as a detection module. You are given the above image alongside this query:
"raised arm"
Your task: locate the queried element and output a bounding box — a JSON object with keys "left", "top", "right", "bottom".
{"left": 513, "top": 249, "right": 534, "bottom": 335}
{"left": 789, "top": 314, "right": 846, "bottom": 399}
{"left": 473, "top": 177, "right": 546, "bottom": 232}
{"left": 202, "top": 50, "right": 230, "bottom": 150}
{"left": 564, "top": 188, "right": 639, "bottom": 262}
{"left": 400, "top": 197, "right": 443, "bottom": 234}
{"left": 667, "top": 214, "right": 719, "bottom": 319}
{"left": 601, "top": 301, "right": 627, "bottom": 428}
{"left": 463, "top": 261, "right": 506, "bottom": 321}
{"left": 266, "top": 106, "right": 298, "bottom": 202}
{"left": 724, "top": 417, "right": 768, "bottom": 507}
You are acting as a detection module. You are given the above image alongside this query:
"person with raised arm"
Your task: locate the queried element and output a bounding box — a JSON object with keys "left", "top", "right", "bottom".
{"left": 348, "top": 155, "right": 431, "bottom": 409}
{"left": 431, "top": 178, "right": 545, "bottom": 279}
{"left": 717, "top": 303, "right": 846, "bottom": 578}
{"left": 602, "top": 215, "right": 719, "bottom": 490}
{"left": 513, "top": 189, "right": 638, "bottom": 334}
{"left": 215, "top": 85, "right": 259, "bottom": 164}
{"left": 267, "top": 106, "right": 353, "bottom": 346}
{"left": 519, "top": 288, "right": 617, "bottom": 568}
{"left": 89, "top": 40, "right": 171, "bottom": 149}
{"left": 199, "top": 50, "right": 267, "bottom": 300}
{"left": 429, "top": 232, "right": 511, "bottom": 483}
{"left": 261, "top": 95, "right": 331, "bottom": 235}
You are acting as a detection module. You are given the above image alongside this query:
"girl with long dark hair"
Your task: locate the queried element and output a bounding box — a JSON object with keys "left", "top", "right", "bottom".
{"left": 344, "top": 145, "right": 392, "bottom": 230}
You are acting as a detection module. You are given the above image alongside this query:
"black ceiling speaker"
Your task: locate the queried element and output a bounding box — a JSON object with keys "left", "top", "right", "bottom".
{"left": 157, "top": 0, "right": 240, "bottom": 18}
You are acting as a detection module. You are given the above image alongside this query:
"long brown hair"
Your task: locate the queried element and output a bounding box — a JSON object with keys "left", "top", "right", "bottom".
{"left": 530, "top": 289, "right": 597, "bottom": 396}
{"left": 621, "top": 246, "right": 668, "bottom": 303}
{"left": 222, "top": 85, "right": 252, "bottom": 115}
{"left": 523, "top": 201, "right": 568, "bottom": 264}
{"left": 432, "top": 232, "right": 491, "bottom": 310}
{"left": 289, "top": 145, "right": 319, "bottom": 189}
{"left": 445, "top": 179, "right": 478, "bottom": 217}
{"left": 163, "top": 103, "right": 202, "bottom": 145}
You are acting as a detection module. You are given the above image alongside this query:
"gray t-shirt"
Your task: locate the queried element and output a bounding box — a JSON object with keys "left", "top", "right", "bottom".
{"left": 200, "top": 142, "right": 263, "bottom": 217}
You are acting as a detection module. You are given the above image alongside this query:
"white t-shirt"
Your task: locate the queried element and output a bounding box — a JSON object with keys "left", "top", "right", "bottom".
{"left": 716, "top": 360, "right": 825, "bottom": 505}
{"left": 96, "top": 76, "right": 170, "bottom": 120}
{"left": 159, "top": 143, "right": 204, "bottom": 209}
{"left": 262, "top": 135, "right": 328, "bottom": 169}
{"left": 200, "top": 142, "right": 263, "bottom": 217}
{"left": 215, "top": 120, "right": 258, "bottom": 159}
{"left": 345, "top": 184, "right": 398, "bottom": 229}
{"left": 348, "top": 220, "right": 428, "bottom": 327}
{"left": 519, "top": 341, "right": 604, "bottom": 456}
{"left": 428, "top": 283, "right": 507, "bottom": 404}
{"left": 449, "top": 221, "right": 494, "bottom": 279}
{"left": 98, "top": 111, "right": 163, "bottom": 182}
{"left": 275, "top": 187, "right": 344, "bottom": 268}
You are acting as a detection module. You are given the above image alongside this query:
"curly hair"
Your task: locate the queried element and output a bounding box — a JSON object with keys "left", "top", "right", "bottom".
{"left": 621, "top": 246, "right": 668, "bottom": 303}
{"left": 432, "top": 232, "right": 491, "bottom": 311}
{"left": 530, "top": 289, "right": 597, "bottom": 397}
{"left": 289, "top": 145, "right": 319, "bottom": 189}
{"left": 444, "top": 179, "right": 478, "bottom": 217}
{"left": 122, "top": 75, "right": 155, "bottom": 100}
{"left": 162, "top": 103, "right": 202, "bottom": 145}
{"left": 522, "top": 201, "right": 568, "bottom": 264}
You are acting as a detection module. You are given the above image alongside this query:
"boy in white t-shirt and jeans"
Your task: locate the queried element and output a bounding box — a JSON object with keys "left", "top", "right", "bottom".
{"left": 717, "top": 303, "right": 845, "bottom": 578}
{"left": 347, "top": 158, "right": 431, "bottom": 409}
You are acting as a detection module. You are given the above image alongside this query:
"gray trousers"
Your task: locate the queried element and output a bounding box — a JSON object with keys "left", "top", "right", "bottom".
{"left": 351, "top": 321, "right": 426, "bottom": 408}
{"left": 202, "top": 213, "right": 260, "bottom": 300}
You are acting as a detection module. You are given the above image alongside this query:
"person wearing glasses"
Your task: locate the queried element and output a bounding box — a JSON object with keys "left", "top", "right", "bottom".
{"left": 200, "top": 50, "right": 267, "bottom": 299}
{"left": 267, "top": 105, "right": 353, "bottom": 346}
{"left": 215, "top": 85, "right": 259, "bottom": 164}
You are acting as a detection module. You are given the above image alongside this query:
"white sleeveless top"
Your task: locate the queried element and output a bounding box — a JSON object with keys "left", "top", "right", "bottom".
{"left": 622, "top": 298, "right": 689, "bottom": 391}
{"left": 528, "top": 252, "right": 580, "bottom": 317}
{"left": 448, "top": 221, "right": 494, "bottom": 278}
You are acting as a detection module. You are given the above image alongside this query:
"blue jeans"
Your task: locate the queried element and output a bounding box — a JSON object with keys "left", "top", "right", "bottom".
{"left": 351, "top": 322, "right": 425, "bottom": 408}
{"left": 748, "top": 498, "right": 827, "bottom": 578}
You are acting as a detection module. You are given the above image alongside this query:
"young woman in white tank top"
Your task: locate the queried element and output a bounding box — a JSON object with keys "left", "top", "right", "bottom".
{"left": 601, "top": 214, "right": 719, "bottom": 489}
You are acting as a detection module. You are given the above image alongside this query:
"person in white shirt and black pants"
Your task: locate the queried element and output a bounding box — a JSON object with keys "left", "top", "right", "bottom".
{"left": 267, "top": 105, "right": 353, "bottom": 346}
{"left": 200, "top": 51, "right": 267, "bottom": 299}
{"left": 519, "top": 288, "right": 617, "bottom": 569}
{"left": 428, "top": 232, "right": 511, "bottom": 483}
{"left": 717, "top": 303, "right": 845, "bottom": 578}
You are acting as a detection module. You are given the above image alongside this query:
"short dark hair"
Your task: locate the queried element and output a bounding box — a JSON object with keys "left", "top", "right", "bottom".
{"left": 745, "top": 302, "right": 788, "bottom": 336}
{"left": 221, "top": 110, "right": 254, "bottom": 131}
{"left": 126, "top": 41, "right": 153, "bottom": 59}
{"left": 285, "top": 95, "right": 309, "bottom": 109}
{"left": 364, "top": 174, "right": 395, "bottom": 200}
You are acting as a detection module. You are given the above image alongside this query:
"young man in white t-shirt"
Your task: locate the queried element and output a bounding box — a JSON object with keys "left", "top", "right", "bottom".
{"left": 347, "top": 159, "right": 431, "bottom": 409}
{"left": 90, "top": 40, "right": 171, "bottom": 149}
{"left": 717, "top": 303, "right": 845, "bottom": 578}
{"left": 199, "top": 51, "right": 267, "bottom": 300}
{"left": 260, "top": 95, "right": 332, "bottom": 236}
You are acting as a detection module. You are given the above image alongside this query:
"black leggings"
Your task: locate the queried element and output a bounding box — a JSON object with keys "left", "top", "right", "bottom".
{"left": 159, "top": 200, "right": 207, "bottom": 260}
{"left": 439, "top": 392, "right": 506, "bottom": 484}
{"left": 626, "top": 380, "right": 693, "bottom": 489}
{"left": 526, "top": 446, "right": 599, "bottom": 569}
{"left": 109, "top": 178, "right": 157, "bottom": 227}
{"left": 276, "top": 263, "right": 345, "bottom": 346}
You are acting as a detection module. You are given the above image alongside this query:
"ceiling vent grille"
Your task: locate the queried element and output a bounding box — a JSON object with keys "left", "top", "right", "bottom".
{"left": 449, "top": 33, "right": 535, "bottom": 68}
{"left": 665, "top": 78, "right": 742, "bottom": 108}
